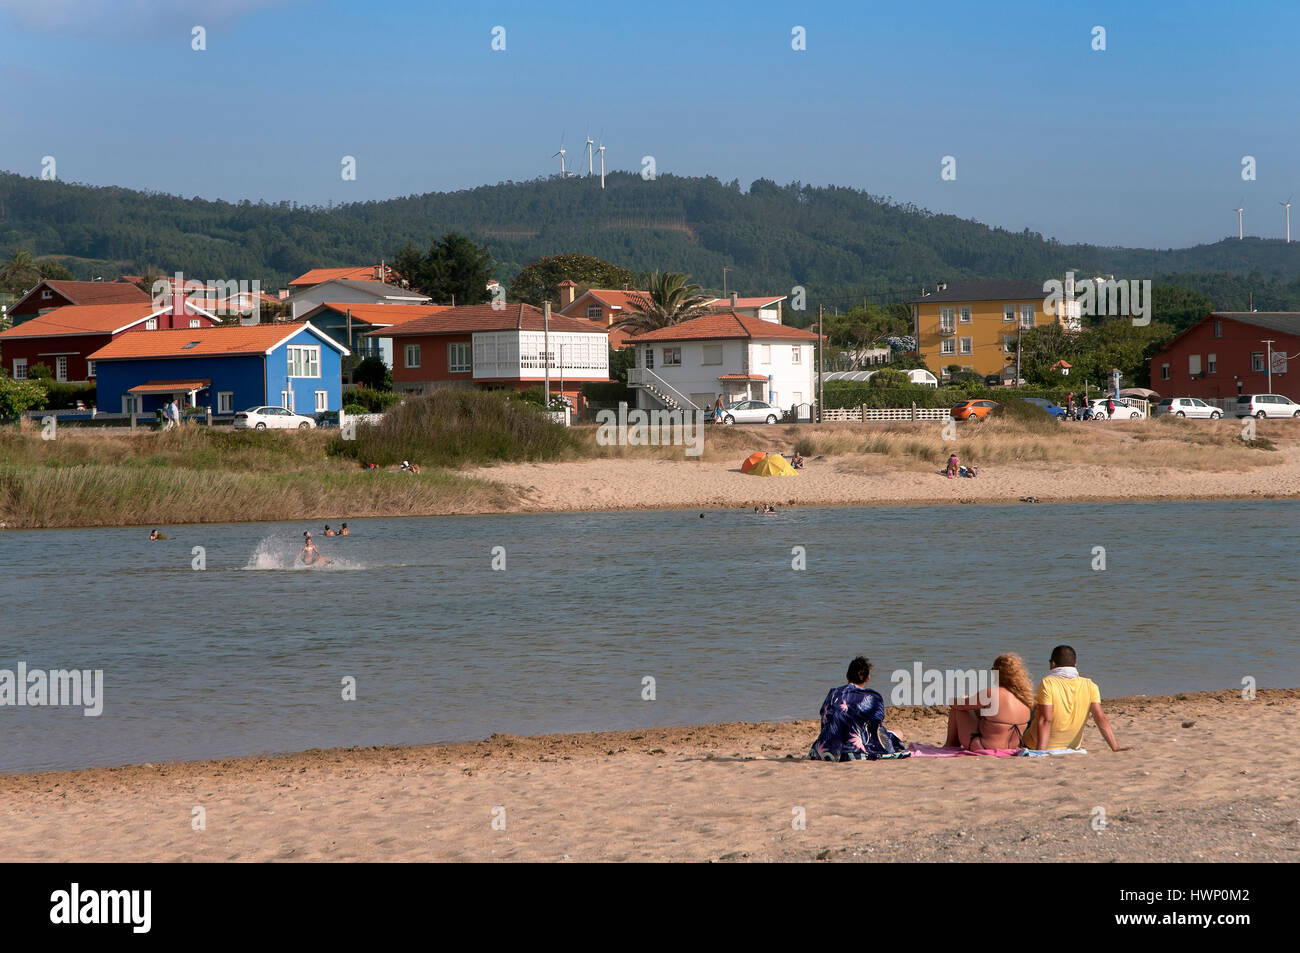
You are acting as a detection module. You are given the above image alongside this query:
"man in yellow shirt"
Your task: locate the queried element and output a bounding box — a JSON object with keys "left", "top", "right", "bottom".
{"left": 1023, "top": 645, "right": 1130, "bottom": 752}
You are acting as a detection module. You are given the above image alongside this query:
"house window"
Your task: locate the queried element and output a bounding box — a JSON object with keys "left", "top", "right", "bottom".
{"left": 959, "top": 337, "right": 973, "bottom": 355}
{"left": 12, "top": 358, "right": 27, "bottom": 380}
{"left": 1214, "top": 321, "right": 1222, "bottom": 338}
{"left": 939, "top": 307, "right": 955, "bottom": 332}
{"left": 448, "top": 342, "right": 471, "bottom": 373}
{"left": 940, "top": 339, "right": 956, "bottom": 355}
{"left": 701, "top": 343, "right": 723, "bottom": 365}
{"left": 791, "top": 346, "right": 801, "bottom": 364}
{"left": 644, "top": 347, "right": 653, "bottom": 369}
{"left": 218, "top": 392, "right": 234, "bottom": 414}
{"left": 1188, "top": 354, "right": 1202, "bottom": 376}
{"left": 315, "top": 390, "right": 328, "bottom": 412}
{"left": 41, "top": 290, "right": 53, "bottom": 300}
{"left": 662, "top": 347, "right": 682, "bottom": 366}
{"left": 189, "top": 318, "right": 201, "bottom": 329}
{"left": 1161, "top": 363, "right": 1170, "bottom": 381}
{"left": 1003, "top": 305, "right": 1016, "bottom": 322}
{"left": 586, "top": 303, "right": 603, "bottom": 320}
{"left": 1019, "top": 305, "right": 1034, "bottom": 328}
{"left": 287, "top": 345, "right": 321, "bottom": 377}
{"left": 145, "top": 318, "right": 157, "bottom": 330}
{"left": 760, "top": 344, "right": 771, "bottom": 364}
{"left": 1207, "top": 353, "right": 1217, "bottom": 374}
{"left": 1003, "top": 336, "right": 1016, "bottom": 353}
{"left": 405, "top": 344, "right": 421, "bottom": 369}
{"left": 86, "top": 360, "right": 96, "bottom": 378}
{"left": 55, "top": 356, "right": 67, "bottom": 381}
{"left": 958, "top": 306, "right": 972, "bottom": 324}
{"left": 1251, "top": 352, "right": 1266, "bottom": 372}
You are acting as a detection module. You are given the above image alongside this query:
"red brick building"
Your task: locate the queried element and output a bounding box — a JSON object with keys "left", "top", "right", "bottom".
{"left": 1147, "top": 312, "right": 1300, "bottom": 402}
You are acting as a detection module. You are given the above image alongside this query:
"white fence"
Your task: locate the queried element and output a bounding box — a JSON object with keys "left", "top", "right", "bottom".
{"left": 819, "top": 406, "right": 952, "bottom": 422}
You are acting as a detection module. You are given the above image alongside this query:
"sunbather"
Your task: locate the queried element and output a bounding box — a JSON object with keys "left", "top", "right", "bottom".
{"left": 946, "top": 454, "right": 959, "bottom": 478}
{"left": 809, "top": 656, "right": 909, "bottom": 760}
{"left": 1021, "top": 645, "right": 1130, "bottom": 752}
{"left": 943, "top": 653, "right": 1034, "bottom": 750}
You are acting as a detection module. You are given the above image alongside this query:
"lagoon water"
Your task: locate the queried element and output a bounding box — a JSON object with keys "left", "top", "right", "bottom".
{"left": 0, "top": 500, "right": 1295, "bottom": 774}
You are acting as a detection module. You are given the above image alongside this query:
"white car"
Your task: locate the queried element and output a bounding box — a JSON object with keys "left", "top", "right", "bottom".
{"left": 1088, "top": 397, "right": 1147, "bottom": 420}
{"left": 1235, "top": 394, "right": 1300, "bottom": 418}
{"left": 1153, "top": 397, "right": 1222, "bottom": 419}
{"left": 233, "top": 406, "right": 317, "bottom": 430}
{"left": 714, "top": 400, "right": 781, "bottom": 425}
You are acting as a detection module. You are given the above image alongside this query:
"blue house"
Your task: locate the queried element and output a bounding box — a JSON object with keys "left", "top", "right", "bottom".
{"left": 88, "top": 323, "right": 348, "bottom": 416}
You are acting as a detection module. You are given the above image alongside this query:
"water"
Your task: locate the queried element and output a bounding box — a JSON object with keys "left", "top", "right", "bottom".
{"left": 0, "top": 500, "right": 1295, "bottom": 774}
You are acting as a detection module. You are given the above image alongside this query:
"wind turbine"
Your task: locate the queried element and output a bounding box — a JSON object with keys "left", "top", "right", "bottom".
{"left": 598, "top": 136, "right": 606, "bottom": 190}
{"left": 585, "top": 130, "right": 595, "bottom": 176}
{"left": 553, "top": 134, "right": 568, "bottom": 178}
{"left": 1282, "top": 196, "right": 1293, "bottom": 243}
{"left": 1235, "top": 201, "right": 1244, "bottom": 240}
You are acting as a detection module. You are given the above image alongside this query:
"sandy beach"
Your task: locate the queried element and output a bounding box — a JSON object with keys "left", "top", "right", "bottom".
{"left": 2, "top": 689, "right": 1294, "bottom": 862}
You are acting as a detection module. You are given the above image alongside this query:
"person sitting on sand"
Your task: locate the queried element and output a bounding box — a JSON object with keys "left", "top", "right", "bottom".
{"left": 943, "top": 653, "right": 1034, "bottom": 750}
{"left": 791, "top": 450, "right": 805, "bottom": 469}
{"left": 399, "top": 460, "right": 421, "bottom": 474}
{"left": 339, "top": 523, "right": 350, "bottom": 536}
{"left": 323, "top": 525, "right": 336, "bottom": 536}
{"left": 947, "top": 453, "right": 960, "bottom": 478}
{"left": 810, "top": 656, "right": 909, "bottom": 761}
{"left": 1022, "top": 645, "right": 1130, "bottom": 752}
{"left": 149, "top": 529, "right": 166, "bottom": 541}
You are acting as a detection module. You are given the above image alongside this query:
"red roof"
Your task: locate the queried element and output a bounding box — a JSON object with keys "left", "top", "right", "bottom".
{"left": 0, "top": 304, "right": 163, "bottom": 338}
{"left": 11, "top": 279, "right": 151, "bottom": 312}
{"left": 371, "top": 303, "right": 608, "bottom": 337}
{"left": 88, "top": 324, "right": 333, "bottom": 360}
{"left": 304, "top": 303, "right": 450, "bottom": 326}
{"left": 717, "top": 374, "right": 772, "bottom": 381}
{"left": 289, "top": 266, "right": 394, "bottom": 287}
{"left": 706, "top": 296, "right": 785, "bottom": 309}
{"left": 631, "top": 312, "right": 821, "bottom": 343}
{"left": 560, "top": 289, "right": 648, "bottom": 315}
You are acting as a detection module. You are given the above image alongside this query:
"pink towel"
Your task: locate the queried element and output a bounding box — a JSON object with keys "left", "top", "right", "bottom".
{"left": 906, "top": 743, "right": 1022, "bottom": 758}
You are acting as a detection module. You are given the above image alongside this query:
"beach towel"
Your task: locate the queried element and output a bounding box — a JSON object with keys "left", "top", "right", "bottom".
{"left": 906, "top": 743, "right": 1023, "bottom": 758}
{"left": 1017, "top": 748, "right": 1088, "bottom": 756}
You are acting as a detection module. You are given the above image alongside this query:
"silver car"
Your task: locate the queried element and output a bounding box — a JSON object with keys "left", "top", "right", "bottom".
{"left": 716, "top": 400, "right": 780, "bottom": 425}
{"left": 1235, "top": 394, "right": 1300, "bottom": 418}
{"left": 233, "top": 406, "right": 317, "bottom": 430}
{"left": 1153, "top": 397, "right": 1221, "bottom": 419}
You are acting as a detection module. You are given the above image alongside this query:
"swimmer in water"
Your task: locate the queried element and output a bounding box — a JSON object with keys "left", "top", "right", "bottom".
{"left": 339, "top": 523, "right": 350, "bottom": 536}
{"left": 323, "top": 525, "right": 336, "bottom": 536}
{"left": 299, "top": 531, "right": 327, "bottom": 566}
{"left": 149, "top": 529, "right": 166, "bottom": 540}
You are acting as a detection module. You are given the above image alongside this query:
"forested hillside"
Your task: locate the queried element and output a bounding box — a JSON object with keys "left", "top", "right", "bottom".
{"left": 4, "top": 170, "right": 1300, "bottom": 310}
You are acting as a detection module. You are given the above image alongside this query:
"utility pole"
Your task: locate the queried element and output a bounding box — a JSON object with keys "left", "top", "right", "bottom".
{"left": 722, "top": 267, "right": 730, "bottom": 300}
{"left": 346, "top": 307, "right": 353, "bottom": 383}
{"left": 544, "top": 301, "right": 552, "bottom": 406}
{"left": 1263, "top": 339, "right": 1275, "bottom": 391}
{"left": 817, "top": 304, "right": 824, "bottom": 422}
{"left": 1016, "top": 323, "right": 1023, "bottom": 386}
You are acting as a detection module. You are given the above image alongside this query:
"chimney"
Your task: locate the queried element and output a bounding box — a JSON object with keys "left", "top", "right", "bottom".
{"left": 374, "top": 265, "right": 382, "bottom": 281}
{"left": 730, "top": 291, "right": 738, "bottom": 308}
{"left": 557, "top": 280, "right": 577, "bottom": 308}
{"left": 171, "top": 277, "right": 186, "bottom": 327}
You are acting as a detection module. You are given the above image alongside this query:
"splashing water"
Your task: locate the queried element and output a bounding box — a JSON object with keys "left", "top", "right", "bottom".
{"left": 242, "top": 535, "right": 363, "bottom": 570}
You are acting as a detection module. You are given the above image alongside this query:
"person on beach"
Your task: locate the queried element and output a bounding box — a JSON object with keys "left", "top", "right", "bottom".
{"left": 947, "top": 453, "right": 959, "bottom": 478}
{"left": 714, "top": 393, "right": 726, "bottom": 422}
{"left": 339, "top": 523, "right": 350, "bottom": 536}
{"left": 1022, "top": 645, "right": 1130, "bottom": 752}
{"left": 399, "top": 460, "right": 421, "bottom": 474}
{"left": 323, "top": 525, "right": 336, "bottom": 536}
{"left": 809, "top": 656, "right": 909, "bottom": 761}
{"left": 1065, "top": 392, "right": 1075, "bottom": 419}
{"left": 1106, "top": 397, "right": 1116, "bottom": 419}
{"left": 943, "top": 653, "right": 1034, "bottom": 750}
{"left": 791, "top": 450, "right": 805, "bottom": 469}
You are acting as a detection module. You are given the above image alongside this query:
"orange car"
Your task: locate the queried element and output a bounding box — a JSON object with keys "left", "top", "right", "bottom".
{"left": 951, "top": 399, "right": 998, "bottom": 421}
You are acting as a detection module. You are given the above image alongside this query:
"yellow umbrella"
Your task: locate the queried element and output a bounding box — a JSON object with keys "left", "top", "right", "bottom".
{"left": 748, "top": 455, "right": 796, "bottom": 476}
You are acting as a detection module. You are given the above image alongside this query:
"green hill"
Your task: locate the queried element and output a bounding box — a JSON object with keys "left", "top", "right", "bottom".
{"left": 4, "top": 169, "right": 1300, "bottom": 310}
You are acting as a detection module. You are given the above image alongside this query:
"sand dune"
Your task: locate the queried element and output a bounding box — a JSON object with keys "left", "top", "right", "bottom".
{"left": 1, "top": 690, "right": 1293, "bottom": 862}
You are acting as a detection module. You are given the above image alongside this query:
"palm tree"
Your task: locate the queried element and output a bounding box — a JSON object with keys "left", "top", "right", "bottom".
{"left": 611, "top": 272, "right": 714, "bottom": 334}
{"left": 0, "top": 250, "right": 40, "bottom": 296}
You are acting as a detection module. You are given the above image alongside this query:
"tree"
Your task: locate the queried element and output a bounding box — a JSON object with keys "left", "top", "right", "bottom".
{"left": 37, "top": 260, "right": 74, "bottom": 281}
{"left": 612, "top": 272, "right": 713, "bottom": 334}
{"left": 395, "top": 232, "right": 495, "bottom": 306}
{"left": 353, "top": 356, "right": 392, "bottom": 391}
{"left": 0, "top": 250, "right": 40, "bottom": 296}
{"left": 508, "top": 253, "right": 637, "bottom": 307}
{"left": 867, "top": 368, "right": 908, "bottom": 388}
{"left": 0, "top": 373, "right": 47, "bottom": 419}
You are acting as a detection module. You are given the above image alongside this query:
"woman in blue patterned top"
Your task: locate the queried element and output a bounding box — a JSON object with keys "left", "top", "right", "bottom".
{"left": 809, "top": 656, "right": 909, "bottom": 761}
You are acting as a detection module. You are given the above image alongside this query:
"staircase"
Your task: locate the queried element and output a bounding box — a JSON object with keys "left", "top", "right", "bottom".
{"left": 627, "top": 367, "right": 697, "bottom": 412}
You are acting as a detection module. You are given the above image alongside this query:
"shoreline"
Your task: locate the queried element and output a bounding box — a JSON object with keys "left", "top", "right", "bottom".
{"left": 3, "top": 688, "right": 1295, "bottom": 861}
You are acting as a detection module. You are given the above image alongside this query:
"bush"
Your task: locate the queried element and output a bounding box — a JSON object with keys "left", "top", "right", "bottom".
{"left": 867, "top": 368, "right": 909, "bottom": 388}
{"left": 329, "top": 390, "right": 580, "bottom": 467}
{"left": 987, "top": 397, "right": 1062, "bottom": 433}
{"left": 0, "top": 374, "right": 48, "bottom": 419}
{"left": 822, "top": 380, "right": 1073, "bottom": 410}
{"left": 353, "top": 357, "right": 392, "bottom": 391}
{"left": 342, "top": 388, "right": 404, "bottom": 413}
{"left": 41, "top": 381, "right": 97, "bottom": 410}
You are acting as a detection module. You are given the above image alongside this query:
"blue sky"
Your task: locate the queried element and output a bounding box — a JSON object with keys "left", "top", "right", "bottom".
{"left": 1, "top": 0, "right": 1297, "bottom": 248}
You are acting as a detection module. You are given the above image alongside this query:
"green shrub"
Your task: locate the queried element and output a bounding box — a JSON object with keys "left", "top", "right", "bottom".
{"left": 353, "top": 357, "right": 392, "bottom": 391}
{"left": 41, "top": 381, "right": 97, "bottom": 410}
{"left": 342, "top": 388, "right": 404, "bottom": 413}
{"left": 329, "top": 390, "right": 580, "bottom": 467}
{"left": 0, "top": 374, "right": 48, "bottom": 419}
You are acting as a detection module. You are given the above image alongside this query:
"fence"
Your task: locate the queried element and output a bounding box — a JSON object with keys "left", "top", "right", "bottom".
{"left": 818, "top": 406, "right": 952, "bottom": 422}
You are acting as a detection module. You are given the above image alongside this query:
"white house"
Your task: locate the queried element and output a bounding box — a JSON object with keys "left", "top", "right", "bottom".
{"left": 627, "top": 311, "right": 820, "bottom": 413}
{"left": 288, "top": 279, "right": 432, "bottom": 320}
{"left": 705, "top": 294, "right": 786, "bottom": 324}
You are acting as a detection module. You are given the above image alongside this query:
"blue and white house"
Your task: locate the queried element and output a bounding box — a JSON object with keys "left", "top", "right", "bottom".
{"left": 88, "top": 323, "right": 349, "bottom": 416}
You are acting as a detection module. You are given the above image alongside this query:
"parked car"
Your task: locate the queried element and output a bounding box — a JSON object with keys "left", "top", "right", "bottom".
{"left": 233, "top": 406, "right": 318, "bottom": 430}
{"left": 1235, "top": 393, "right": 1300, "bottom": 418}
{"left": 1152, "top": 397, "right": 1221, "bottom": 419}
{"left": 711, "top": 399, "right": 780, "bottom": 425}
{"left": 1088, "top": 397, "right": 1147, "bottom": 420}
{"left": 951, "top": 399, "right": 998, "bottom": 421}
{"left": 1019, "top": 397, "right": 1066, "bottom": 419}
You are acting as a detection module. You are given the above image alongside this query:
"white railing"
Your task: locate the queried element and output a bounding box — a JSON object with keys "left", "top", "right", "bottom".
{"left": 819, "top": 406, "right": 953, "bottom": 422}
{"left": 626, "top": 367, "right": 698, "bottom": 410}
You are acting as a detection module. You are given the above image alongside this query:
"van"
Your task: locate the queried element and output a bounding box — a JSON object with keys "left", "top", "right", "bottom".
{"left": 1235, "top": 394, "right": 1300, "bottom": 418}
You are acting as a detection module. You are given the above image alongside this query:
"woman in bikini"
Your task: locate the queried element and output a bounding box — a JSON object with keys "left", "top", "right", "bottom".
{"left": 943, "top": 653, "right": 1034, "bottom": 750}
